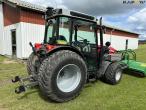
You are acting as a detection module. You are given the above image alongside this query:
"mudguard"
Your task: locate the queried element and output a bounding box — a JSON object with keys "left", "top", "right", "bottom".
{"left": 97, "top": 61, "right": 112, "bottom": 78}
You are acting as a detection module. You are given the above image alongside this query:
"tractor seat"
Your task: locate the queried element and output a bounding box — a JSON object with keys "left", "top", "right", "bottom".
{"left": 49, "top": 35, "right": 68, "bottom": 45}
{"left": 56, "top": 35, "right": 68, "bottom": 45}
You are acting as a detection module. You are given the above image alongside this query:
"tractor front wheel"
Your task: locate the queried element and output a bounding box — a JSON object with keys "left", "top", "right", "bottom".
{"left": 103, "top": 62, "right": 122, "bottom": 85}
{"left": 38, "top": 50, "right": 87, "bottom": 102}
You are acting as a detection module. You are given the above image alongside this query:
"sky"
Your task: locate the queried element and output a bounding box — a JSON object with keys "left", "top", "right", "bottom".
{"left": 25, "top": 0, "right": 146, "bottom": 40}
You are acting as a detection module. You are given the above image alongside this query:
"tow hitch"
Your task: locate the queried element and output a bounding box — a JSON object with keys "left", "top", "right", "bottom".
{"left": 12, "top": 75, "right": 39, "bottom": 94}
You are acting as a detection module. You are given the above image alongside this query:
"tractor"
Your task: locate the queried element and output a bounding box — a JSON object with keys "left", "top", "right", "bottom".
{"left": 12, "top": 8, "right": 128, "bottom": 102}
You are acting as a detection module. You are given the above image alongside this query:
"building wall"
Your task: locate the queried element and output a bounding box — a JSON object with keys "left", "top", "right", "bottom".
{"left": 105, "top": 28, "right": 138, "bottom": 38}
{"left": 20, "top": 9, "right": 45, "bottom": 25}
{"left": 20, "top": 22, "right": 45, "bottom": 58}
{"left": 2, "top": 4, "right": 45, "bottom": 26}
{"left": 3, "top": 23, "right": 22, "bottom": 58}
{"left": 1, "top": 4, "right": 45, "bottom": 58}
{"left": 3, "top": 4, "right": 20, "bottom": 26}
{"left": 0, "top": 3, "right": 4, "bottom": 55}
{"left": 101, "top": 34, "right": 138, "bottom": 50}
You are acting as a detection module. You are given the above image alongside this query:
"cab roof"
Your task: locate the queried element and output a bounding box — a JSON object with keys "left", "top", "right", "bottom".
{"left": 46, "top": 8, "right": 98, "bottom": 23}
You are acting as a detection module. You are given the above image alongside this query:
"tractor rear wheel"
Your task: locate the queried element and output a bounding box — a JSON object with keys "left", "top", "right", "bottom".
{"left": 103, "top": 62, "right": 122, "bottom": 85}
{"left": 27, "top": 53, "right": 39, "bottom": 75}
{"left": 38, "top": 50, "right": 87, "bottom": 102}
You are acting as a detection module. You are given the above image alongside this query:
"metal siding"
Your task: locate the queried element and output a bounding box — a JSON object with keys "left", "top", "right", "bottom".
{"left": 21, "top": 22, "right": 45, "bottom": 58}
{"left": 16, "top": 23, "right": 22, "bottom": 58}
{"left": 3, "top": 23, "right": 22, "bottom": 58}
{"left": 105, "top": 27, "right": 138, "bottom": 38}
{"left": 20, "top": 9, "right": 45, "bottom": 25}
{"left": 3, "top": 4, "right": 20, "bottom": 26}
{"left": 3, "top": 26, "right": 12, "bottom": 56}
{"left": 110, "top": 35, "right": 138, "bottom": 50}
{"left": 99, "top": 34, "right": 138, "bottom": 50}
{"left": 0, "top": 4, "right": 4, "bottom": 55}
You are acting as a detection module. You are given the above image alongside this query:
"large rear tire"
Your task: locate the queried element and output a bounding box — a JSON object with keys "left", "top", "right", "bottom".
{"left": 38, "top": 50, "right": 87, "bottom": 102}
{"left": 103, "top": 62, "right": 122, "bottom": 85}
{"left": 27, "top": 53, "right": 39, "bottom": 75}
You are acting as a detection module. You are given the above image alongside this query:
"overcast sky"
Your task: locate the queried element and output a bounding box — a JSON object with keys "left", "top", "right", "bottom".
{"left": 25, "top": 0, "right": 146, "bottom": 39}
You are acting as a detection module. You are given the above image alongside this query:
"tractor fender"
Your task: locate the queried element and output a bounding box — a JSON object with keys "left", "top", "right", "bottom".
{"left": 97, "top": 61, "right": 112, "bottom": 78}
{"left": 46, "top": 46, "right": 85, "bottom": 59}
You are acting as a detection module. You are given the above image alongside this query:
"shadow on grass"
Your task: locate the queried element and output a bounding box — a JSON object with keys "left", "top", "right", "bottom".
{"left": 38, "top": 82, "right": 97, "bottom": 103}
{"left": 17, "top": 86, "right": 56, "bottom": 103}
{"left": 16, "top": 80, "right": 99, "bottom": 103}
{"left": 124, "top": 69, "right": 145, "bottom": 78}
{"left": 38, "top": 90, "right": 63, "bottom": 104}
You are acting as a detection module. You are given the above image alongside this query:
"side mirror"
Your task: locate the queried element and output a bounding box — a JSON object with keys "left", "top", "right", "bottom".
{"left": 105, "top": 41, "right": 111, "bottom": 47}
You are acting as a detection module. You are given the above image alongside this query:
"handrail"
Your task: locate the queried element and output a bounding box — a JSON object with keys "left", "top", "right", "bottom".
{"left": 117, "top": 49, "right": 136, "bottom": 61}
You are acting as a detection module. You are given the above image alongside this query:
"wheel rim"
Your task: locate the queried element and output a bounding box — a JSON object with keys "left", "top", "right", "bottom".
{"left": 57, "top": 64, "right": 81, "bottom": 93}
{"left": 115, "top": 70, "right": 122, "bottom": 82}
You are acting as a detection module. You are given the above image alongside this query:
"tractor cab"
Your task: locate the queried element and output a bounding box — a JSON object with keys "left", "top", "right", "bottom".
{"left": 43, "top": 8, "right": 101, "bottom": 72}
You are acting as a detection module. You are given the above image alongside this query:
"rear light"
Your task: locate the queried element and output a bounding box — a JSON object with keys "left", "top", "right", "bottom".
{"left": 46, "top": 45, "right": 56, "bottom": 51}
{"left": 35, "top": 43, "right": 42, "bottom": 50}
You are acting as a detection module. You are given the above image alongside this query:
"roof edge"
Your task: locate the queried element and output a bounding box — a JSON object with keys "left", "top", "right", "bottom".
{"left": 1, "top": 0, "right": 47, "bottom": 12}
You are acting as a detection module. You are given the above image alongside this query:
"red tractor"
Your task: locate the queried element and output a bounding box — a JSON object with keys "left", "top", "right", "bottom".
{"left": 12, "top": 8, "right": 126, "bottom": 102}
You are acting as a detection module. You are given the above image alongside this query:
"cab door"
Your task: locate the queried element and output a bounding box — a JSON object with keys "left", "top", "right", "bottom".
{"left": 72, "top": 20, "right": 98, "bottom": 71}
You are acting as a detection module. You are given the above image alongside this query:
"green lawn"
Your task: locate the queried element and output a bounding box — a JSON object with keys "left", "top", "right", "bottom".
{"left": 0, "top": 45, "right": 146, "bottom": 110}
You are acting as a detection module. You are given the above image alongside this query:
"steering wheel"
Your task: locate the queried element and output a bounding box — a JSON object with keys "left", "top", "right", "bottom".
{"left": 72, "top": 39, "right": 90, "bottom": 52}
{"left": 79, "top": 39, "right": 90, "bottom": 44}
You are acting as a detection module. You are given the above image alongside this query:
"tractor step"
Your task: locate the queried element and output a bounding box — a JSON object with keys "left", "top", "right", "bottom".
{"left": 12, "top": 75, "right": 39, "bottom": 94}
{"left": 15, "top": 85, "right": 26, "bottom": 94}
{"left": 12, "top": 75, "right": 36, "bottom": 83}
{"left": 12, "top": 76, "right": 21, "bottom": 83}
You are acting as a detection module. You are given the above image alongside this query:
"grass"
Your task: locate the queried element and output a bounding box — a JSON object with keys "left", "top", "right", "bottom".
{"left": 0, "top": 44, "right": 146, "bottom": 110}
